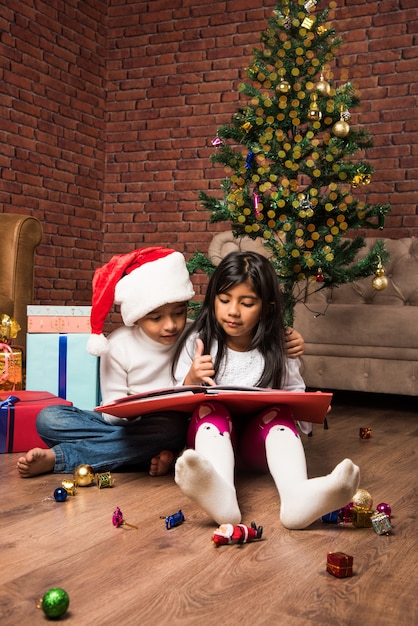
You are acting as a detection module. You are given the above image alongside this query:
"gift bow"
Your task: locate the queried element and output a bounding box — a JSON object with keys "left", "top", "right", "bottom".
{"left": 0, "top": 395, "right": 20, "bottom": 408}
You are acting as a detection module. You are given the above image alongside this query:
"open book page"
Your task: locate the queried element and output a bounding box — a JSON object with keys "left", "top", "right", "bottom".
{"left": 104, "top": 384, "right": 275, "bottom": 407}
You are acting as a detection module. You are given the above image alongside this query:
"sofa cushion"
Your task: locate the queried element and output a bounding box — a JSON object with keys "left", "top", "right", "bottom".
{"left": 299, "top": 354, "right": 418, "bottom": 395}
{"left": 294, "top": 303, "right": 417, "bottom": 356}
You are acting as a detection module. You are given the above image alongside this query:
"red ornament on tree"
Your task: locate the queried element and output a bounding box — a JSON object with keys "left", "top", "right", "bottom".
{"left": 316, "top": 268, "right": 324, "bottom": 282}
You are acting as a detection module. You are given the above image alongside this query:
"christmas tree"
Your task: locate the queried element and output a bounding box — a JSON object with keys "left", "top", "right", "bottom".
{"left": 192, "top": 0, "right": 390, "bottom": 326}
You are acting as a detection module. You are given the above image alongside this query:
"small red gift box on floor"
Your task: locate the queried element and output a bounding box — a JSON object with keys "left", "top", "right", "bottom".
{"left": 326, "top": 552, "right": 353, "bottom": 578}
{"left": 0, "top": 391, "right": 72, "bottom": 453}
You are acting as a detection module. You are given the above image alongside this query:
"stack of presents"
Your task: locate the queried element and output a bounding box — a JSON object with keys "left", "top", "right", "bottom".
{"left": 0, "top": 307, "right": 100, "bottom": 453}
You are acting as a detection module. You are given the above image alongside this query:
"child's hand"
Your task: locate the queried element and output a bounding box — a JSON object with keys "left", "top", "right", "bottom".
{"left": 184, "top": 338, "right": 216, "bottom": 386}
{"left": 285, "top": 327, "right": 305, "bottom": 358}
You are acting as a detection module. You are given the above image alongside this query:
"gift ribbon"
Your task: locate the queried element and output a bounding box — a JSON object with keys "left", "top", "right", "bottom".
{"left": 327, "top": 553, "right": 353, "bottom": 576}
{"left": 0, "top": 395, "right": 20, "bottom": 409}
{"left": 327, "top": 562, "right": 352, "bottom": 575}
{"left": 327, "top": 563, "right": 352, "bottom": 575}
{"left": 0, "top": 395, "right": 20, "bottom": 453}
{"left": 58, "top": 335, "right": 68, "bottom": 399}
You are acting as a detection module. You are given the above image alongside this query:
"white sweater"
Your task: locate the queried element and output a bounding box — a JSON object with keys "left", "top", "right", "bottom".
{"left": 174, "top": 331, "right": 305, "bottom": 391}
{"left": 99, "top": 325, "right": 177, "bottom": 424}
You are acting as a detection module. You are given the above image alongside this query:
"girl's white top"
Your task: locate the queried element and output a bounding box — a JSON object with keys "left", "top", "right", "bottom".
{"left": 173, "top": 331, "right": 312, "bottom": 433}
{"left": 174, "top": 330, "right": 305, "bottom": 391}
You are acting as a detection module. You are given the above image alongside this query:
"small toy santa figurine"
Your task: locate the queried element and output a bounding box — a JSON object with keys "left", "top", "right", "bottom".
{"left": 212, "top": 521, "right": 263, "bottom": 547}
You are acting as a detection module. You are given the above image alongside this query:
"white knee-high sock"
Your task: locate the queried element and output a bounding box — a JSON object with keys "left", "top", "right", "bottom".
{"left": 265, "top": 425, "right": 360, "bottom": 529}
{"left": 195, "top": 422, "right": 235, "bottom": 484}
{"left": 175, "top": 423, "right": 241, "bottom": 525}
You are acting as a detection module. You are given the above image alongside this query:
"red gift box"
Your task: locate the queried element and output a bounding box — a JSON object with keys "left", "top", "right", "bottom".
{"left": 326, "top": 552, "right": 353, "bottom": 578}
{"left": 0, "top": 391, "right": 72, "bottom": 453}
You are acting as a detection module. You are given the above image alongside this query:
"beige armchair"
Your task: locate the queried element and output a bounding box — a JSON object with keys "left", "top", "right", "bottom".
{"left": 0, "top": 213, "right": 43, "bottom": 351}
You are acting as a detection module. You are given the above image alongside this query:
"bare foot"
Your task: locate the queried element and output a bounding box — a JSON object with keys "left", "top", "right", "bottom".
{"left": 149, "top": 450, "right": 175, "bottom": 476}
{"left": 17, "top": 448, "right": 55, "bottom": 478}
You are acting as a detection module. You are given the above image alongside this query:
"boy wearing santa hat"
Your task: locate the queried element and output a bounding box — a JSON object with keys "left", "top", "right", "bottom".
{"left": 17, "top": 247, "right": 304, "bottom": 478}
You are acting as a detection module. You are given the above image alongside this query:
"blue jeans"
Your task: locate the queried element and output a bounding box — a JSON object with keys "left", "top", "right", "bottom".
{"left": 36, "top": 405, "right": 189, "bottom": 473}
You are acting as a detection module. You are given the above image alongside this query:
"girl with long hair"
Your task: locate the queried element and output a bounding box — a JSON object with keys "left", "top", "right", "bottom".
{"left": 172, "top": 251, "right": 360, "bottom": 529}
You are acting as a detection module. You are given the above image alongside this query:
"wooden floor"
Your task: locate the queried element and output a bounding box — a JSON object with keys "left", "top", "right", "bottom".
{"left": 1, "top": 392, "right": 416, "bottom": 625}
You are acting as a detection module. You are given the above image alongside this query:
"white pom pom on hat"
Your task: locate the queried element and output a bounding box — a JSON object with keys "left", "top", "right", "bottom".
{"left": 86, "top": 247, "right": 195, "bottom": 356}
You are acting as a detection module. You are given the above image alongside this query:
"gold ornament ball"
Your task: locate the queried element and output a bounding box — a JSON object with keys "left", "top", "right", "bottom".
{"left": 308, "top": 108, "right": 322, "bottom": 121}
{"left": 316, "top": 79, "right": 331, "bottom": 95}
{"left": 332, "top": 120, "right": 350, "bottom": 138}
{"left": 277, "top": 80, "right": 291, "bottom": 94}
{"left": 73, "top": 464, "right": 95, "bottom": 486}
{"left": 352, "top": 488, "right": 373, "bottom": 510}
{"left": 372, "top": 275, "right": 388, "bottom": 290}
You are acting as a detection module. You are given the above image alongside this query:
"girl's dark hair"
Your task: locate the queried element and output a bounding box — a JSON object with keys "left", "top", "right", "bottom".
{"left": 173, "top": 251, "right": 287, "bottom": 388}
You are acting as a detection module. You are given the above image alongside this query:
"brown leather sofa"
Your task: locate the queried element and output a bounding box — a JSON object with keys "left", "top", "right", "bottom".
{"left": 208, "top": 232, "right": 418, "bottom": 396}
{"left": 0, "top": 213, "right": 43, "bottom": 351}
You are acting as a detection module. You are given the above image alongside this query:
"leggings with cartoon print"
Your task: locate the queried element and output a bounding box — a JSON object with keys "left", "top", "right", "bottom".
{"left": 186, "top": 400, "right": 300, "bottom": 472}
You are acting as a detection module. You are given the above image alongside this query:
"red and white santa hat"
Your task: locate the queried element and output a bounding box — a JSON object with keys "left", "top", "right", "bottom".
{"left": 86, "top": 246, "right": 195, "bottom": 356}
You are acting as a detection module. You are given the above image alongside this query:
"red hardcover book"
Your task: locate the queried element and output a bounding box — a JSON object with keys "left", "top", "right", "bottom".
{"left": 97, "top": 386, "right": 332, "bottom": 424}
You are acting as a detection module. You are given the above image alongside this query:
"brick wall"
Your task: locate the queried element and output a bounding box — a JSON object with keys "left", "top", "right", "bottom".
{"left": 0, "top": 0, "right": 108, "bottom": 304}
{"left": 333, "top": 0, "right": 418, "bottom": 239}
{"left": 0, "top": 0, "right": 416, "bottom": 307}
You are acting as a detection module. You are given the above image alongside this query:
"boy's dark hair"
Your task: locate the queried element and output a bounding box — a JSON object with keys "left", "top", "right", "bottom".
{"left": 173, "top": 251, "right": 286, "bottom": 388}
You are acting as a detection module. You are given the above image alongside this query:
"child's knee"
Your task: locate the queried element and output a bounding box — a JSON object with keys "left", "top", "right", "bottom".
{"left": 194, "top": 401, "right": 231, "bottom": 421}
{"left": 187, "top": 401, "right": 234, "bottom": 449}
{"left": 238, "top": 406, "right": 299, "bottom": 472}
{"left": 36, "top": 406, "right": 56, "bottom": 430}
{"left": 36, "top": 404, "right": 73, "bottom": 435}
{"left": 254, "top": 405, "right": 298, "bottom": 437}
